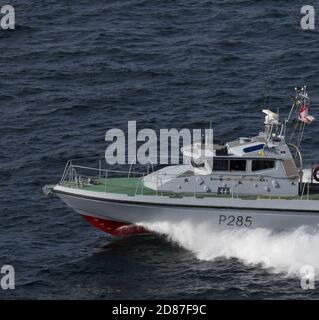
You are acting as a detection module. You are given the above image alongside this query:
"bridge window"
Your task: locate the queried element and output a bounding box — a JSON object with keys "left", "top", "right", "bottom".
{"left": 252, "top": 160, "right": 276, "bottom": 171}
{"left": 213, "top": 159, "right": 229, "bottom": 171}
{"left": 230, "top": 159, "right": 246, "bottom": 171}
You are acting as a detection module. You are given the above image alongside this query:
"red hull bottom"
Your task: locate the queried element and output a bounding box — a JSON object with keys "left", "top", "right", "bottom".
{"left": 81, "top": 214, "right": 151, "bottom": 238}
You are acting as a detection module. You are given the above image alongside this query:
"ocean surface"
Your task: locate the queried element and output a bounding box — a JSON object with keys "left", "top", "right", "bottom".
{"left": 1, "top": 0, "right": 319, "bottom": 299}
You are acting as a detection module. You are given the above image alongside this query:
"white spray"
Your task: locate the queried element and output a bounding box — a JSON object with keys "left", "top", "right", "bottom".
{"left": 138, "top": 220, "right": 319, "bottom": 278}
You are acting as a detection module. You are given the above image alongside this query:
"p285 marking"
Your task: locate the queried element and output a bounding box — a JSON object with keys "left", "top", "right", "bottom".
{"left": 218, "top": 215, "right": 252, "bottom": 227}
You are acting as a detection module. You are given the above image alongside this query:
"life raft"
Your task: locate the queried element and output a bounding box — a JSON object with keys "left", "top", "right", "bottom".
{"left": 313, "top": 166, "right": 319, "bottom": 182}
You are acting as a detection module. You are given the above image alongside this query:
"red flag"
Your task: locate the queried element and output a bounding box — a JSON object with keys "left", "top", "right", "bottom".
{"left": 299, "top": 104, "right": 315, "bottom": 124}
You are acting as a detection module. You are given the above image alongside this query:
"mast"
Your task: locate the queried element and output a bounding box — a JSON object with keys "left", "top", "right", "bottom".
{"left": 286, "top": 86, "right": 312, "bottom": 148}
{"left": 285, "top": 86, "right": 315, "bottom": 167}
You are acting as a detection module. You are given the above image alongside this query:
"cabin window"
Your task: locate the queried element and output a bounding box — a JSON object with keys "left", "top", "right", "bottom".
{"left": 230, "top": 159, "right": 246, "bottom": 171}
{"left": 213, "top": 159, "right": 229, "bottom": 171}
{"left": 252, "top": 160, "right": 276, "bottom": 171}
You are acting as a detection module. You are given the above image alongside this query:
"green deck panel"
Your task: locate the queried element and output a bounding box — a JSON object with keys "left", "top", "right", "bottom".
{"left": 63, "top": 178, "right": 157, "bottom": 195}
{"left": 61, "top": 177, "right": 319, "bottom": 200}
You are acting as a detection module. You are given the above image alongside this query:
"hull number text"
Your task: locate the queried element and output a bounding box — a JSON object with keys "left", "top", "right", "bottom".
{"left": 218, "top": 215, "right": 252, "bottom": 227}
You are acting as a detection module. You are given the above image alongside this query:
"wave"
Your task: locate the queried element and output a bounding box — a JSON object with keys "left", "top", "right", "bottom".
{"left": 138, "top": 219, "right": 319, "bottom": 278}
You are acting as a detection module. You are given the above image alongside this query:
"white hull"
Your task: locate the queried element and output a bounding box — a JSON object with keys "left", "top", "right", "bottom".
{"left": 54, "top": 185, "right": 319, "bottom": 236}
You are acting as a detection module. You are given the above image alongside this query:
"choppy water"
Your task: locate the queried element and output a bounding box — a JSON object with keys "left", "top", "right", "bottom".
{"left": 1, "top": 0, "right": 319, "bottom": 299}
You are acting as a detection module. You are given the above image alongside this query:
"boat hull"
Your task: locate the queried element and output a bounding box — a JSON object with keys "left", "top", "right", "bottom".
{"left": 54, "top": 186, "right": 319, "bottom": 238}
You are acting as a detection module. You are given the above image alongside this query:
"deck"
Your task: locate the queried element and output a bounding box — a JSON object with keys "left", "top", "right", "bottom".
{"left": 60, "top": 177, "right": 319, "bottom": 201}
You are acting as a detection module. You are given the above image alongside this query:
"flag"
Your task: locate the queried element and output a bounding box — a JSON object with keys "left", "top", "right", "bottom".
{"left": 299, "top": 104, "right": 315, "bottom": 124}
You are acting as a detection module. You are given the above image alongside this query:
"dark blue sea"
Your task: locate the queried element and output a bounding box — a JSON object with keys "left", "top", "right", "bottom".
{"left": 1, "top": 0, "right": 319, "bottom": 299}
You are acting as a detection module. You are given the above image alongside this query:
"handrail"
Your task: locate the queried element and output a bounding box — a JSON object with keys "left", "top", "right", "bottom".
{"left": 70, "top": 164, "right": 144, "bottom": 176}
{"left": 67, "top": 155, "right": 183, "bottom": 164}
{"left": 60, "top": 160, "right": 71, "bottom": 183}
{"left": 128, "top": 160, "right": 134, "bottom": 178}
{"left": 287, "top": 142, "right": 304, "bottom": 195}
{"left": 60, "top": 157, "right": 300, "bottom": 180}
{"left": 134, "top": 177, "right": 141, "bottom": 195}
{"left": 159, "top": 177, "right": 164, "bottom": 196}
{"left": 300, "top": 180, "right": 311, "bottom": 200}
{"left": 58, "top": 159, "right": 318, "bottom": 201}
{"left": 61, "top": 163, "right": 302, "bottom": 186}
{"left": 104, "top": 170, "right": 108, "bottom": 193}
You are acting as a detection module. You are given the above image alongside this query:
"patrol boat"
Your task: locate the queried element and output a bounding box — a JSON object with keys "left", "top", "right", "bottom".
{"left": 44, "top": 86, "right": 319, "bottom": 238}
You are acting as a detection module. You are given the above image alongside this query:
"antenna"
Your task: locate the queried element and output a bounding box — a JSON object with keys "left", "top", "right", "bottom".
{"left": 287, "top": 87, "right": 299, "bottom": 122}
{"left": 276, "top": 106, "right": 280, "bottom": 135}
{"left": 205, "top": 120, "right": 214, "bottom": 149}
